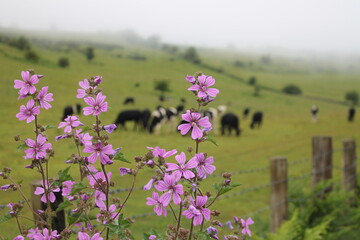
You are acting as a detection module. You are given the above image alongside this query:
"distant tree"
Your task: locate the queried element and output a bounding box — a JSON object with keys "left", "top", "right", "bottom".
{"left": 24, "top": 49, "right": 39, "bottom": 62}
{"left": 345, "top": 91, "right": 359, "bottom": 105}
{"left": 85, "top": 46, "right": 95, "bottom": 62}
{"left": 248, "top": 76, "right": 257, "bottom": 86}
{"left": 184, "top": 47, "right": 201, "bottom": 64}
{"left": 9, "top": 36, "right": 30, "bottom": 51}
{"left": 282, "top": 84, "right": 302, "bottom": 95}
{"left": 58, "top": 57, "right": 70, "bottom": 68}
{"left": 154, "top": 79, "right": 171, "bottom": 100}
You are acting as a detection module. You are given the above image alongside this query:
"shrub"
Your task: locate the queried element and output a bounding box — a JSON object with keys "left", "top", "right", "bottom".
{"left": 345, "top": 91, "right": 359, "bottom": 105}
{"left": 282, "top": 84, "right": 302, "bottom": 95}
{"left": 24, "top": 49, "right": 39, "bottom": 62}
{"left": 58, "top": 57, "right": 70, "bottom": 68}
{"left": 184, "top": 47, "right": 201, "bottom": 64}
{"left": 248, "top": 76, "right": 257, "bottom": 86}
{"left": 85, "top": 46, "right": 95, "bottom": 61}
{"left": 9, "top": 36, "right": 30, "bottom": 51}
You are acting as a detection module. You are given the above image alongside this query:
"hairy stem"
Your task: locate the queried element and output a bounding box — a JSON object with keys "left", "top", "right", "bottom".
{"left": 174, "top": 202, "right": 183, "bottom": 240}
{"left": 188, "top": 218, "right": 194, "bottom": 240}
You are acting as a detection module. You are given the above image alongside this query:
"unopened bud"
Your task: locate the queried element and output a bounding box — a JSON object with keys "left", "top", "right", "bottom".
{"left": 222, "top": 172, "right": 232, "bottom": 179}
{"left": 211, "top": 210, "right": 221, "bottom": 217}
{"left": 14, "top": 135, "right": 21, "bottom": 141}
{"left": 134, "top": 156, "right": 143, "bottom": 162}
{"left": 205, "top": 191, "right": 212, "bottom": 197}
{"left": 187, "top": 146, "right": 193, "bottom": 153}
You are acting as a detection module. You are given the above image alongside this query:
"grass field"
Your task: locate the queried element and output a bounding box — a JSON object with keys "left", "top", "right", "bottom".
{"left": 0, "top": 40, "right": 359, "bottom": 238}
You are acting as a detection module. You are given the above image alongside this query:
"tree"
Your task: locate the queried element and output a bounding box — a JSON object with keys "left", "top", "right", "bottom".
{"left": 154, "top": 79, "right": 171, "bottom": 100}
{"left": 248, "top": 77, "right": 257, "bottom": 86}
{"left": 282, "top": 84, "right": 302, "bottom": 95}
{"left": 9, "top": 36, "right": 30, "bottom": 51}
{"left": 345, "top": 91, "right": 359, "bottom": 105}
{"left": 24, "top": 49, "right": 39, "bottom": 62}
{"left": 85, "top": 47, "right": 95, "bottom": 62}
{"left": 184, "top": 47, "right": 201, "bottom": 64}
{"left": 58, "top": 57, "right": 70, "bottom": 68}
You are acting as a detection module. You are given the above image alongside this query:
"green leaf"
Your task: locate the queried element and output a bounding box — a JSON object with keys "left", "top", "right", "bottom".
{"left": 58, "top": 167, "right": 74, "bottom": 182}
{"left": 207, "top": 135, "right": 219, "bottom": 146}
{"left": 213, "top": 183, "right": 241, "bottom": 196}
{"left": 69, "top": 182, "right": 86, "bottom": 195}
{"left": 67, "top": 210, "right": 96, "bottom": 225}
{"left": 56, "top": 201, "right": 72, "bottom": 212}
{"left": 113, "top": 151, "right": 131, "bottom": 163}
{"left": 17, "top": 143, "right": 27, "bottom": 151}
{"left": 0, "top": 214, "right": 13, "bottom": 224}
{"left": 106, "top": 214, "right": 134, "bottom": 238}
{"left": 44, "top": 124, "right": 56, "bottom": 130}
{"left": 79, "top": 126, "right": 92, "bottom": 134}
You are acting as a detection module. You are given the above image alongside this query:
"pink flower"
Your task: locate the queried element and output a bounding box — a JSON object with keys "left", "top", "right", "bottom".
{"left": 58, "top": 116, "right": 83, "bottom": 133}
{"left": 155, "top": 174, "right": 183, "bottom": 205}
{"left": 143, "top": 178, "right": 155, "bottom": 191}
{"left": 103, "top": 124, "right": 117, "bottom": 133}
{"left": 1, "top": 184, "right": 11, "bottom": 191}
{"left": 185, "top": 75, "right": 196, "bottom": 84}
{"left": 192, "top": 153, "right": 216, "bottom": 179}
{"left": 26, "top": 227, "right": 40, "bottom": 239}
{"left": 16, "top": 99, "right": 40, "bottom": 123}
{"left": 146, "top": 192, "right": 168, "bottom": 216}
{"left": 77, "top": 79, "right": 96, "bottom": 99}
{"left": 78, "top": 232, "right": 103, "bottom": 240}
{"left": 30, "top": 228, "right": 59, "bottom": 240}
{"left": 88, "top": 171, "right": 112, "bottom": 192}
{"left": 149, "top": 235, "right": 157, "bottom": 240}
{"left": 84, "top": 141, "right": 115, "bottom": 165}
{"left": 146, "top": 146, "right": 177, "bottom": 159}
{"left": 96, "top": 204, "right": 118, "bottom": 224}
{"left": 37, "top": 86, "right": 53, "bottom": 109}
{"left": 75, "top": 129, "right": 92, "bottom": 146}
{"left": 14, "top": 71, "right": 39, "bottom": 95}
{"left": 62, "top": 180, "right": 76, "bottom": 198}
{"left": 24, "top": 134, "right": 52, "bottom": 160}
{"left": 34, "top": 181, "right": 60, "bottom": 203}
{"left": 119, "top": 168, "right": 131, "bottom": 176}
{"left": 83, "top": 92, "right": 108, "bottom": 116}
{"left": 183, "top": 196, "right": 211, "bottom": 226}
{"left": 241, "top": 217, "right": 254, "bottom": 237}
{"left": 188, "top": 75, "right": 219, "bottom": 99}
{"left": 178, "top": 111, "right": 211, "bottom": 139}
{"left": 94, "top": 190, "right": 106, "bottom": 209}
{"left": 166, "top": 152, "right": 198, "bottom": 181}
{"left": 13, "top": 236, "right": 24, "bottom": 240}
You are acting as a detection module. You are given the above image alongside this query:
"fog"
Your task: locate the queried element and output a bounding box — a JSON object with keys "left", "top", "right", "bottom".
{"left": 1, "top": 0, "right": 360, "bottom": 54}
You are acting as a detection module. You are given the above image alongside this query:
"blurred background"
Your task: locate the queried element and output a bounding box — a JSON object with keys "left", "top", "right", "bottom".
{"left": 0, "top": 0, "right": 359, "bottom": 239}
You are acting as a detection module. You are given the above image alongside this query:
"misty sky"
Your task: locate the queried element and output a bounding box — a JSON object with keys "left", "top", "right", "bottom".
{"left": 1, "top": 0, "right": 360, "bottom": 53}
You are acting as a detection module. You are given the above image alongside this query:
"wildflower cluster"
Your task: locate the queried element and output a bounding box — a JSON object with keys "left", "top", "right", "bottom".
{"left": 0, "top": 71, "right": 253, "bottom": 240}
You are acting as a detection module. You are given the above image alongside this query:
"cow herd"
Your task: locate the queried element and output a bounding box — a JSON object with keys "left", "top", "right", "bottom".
{"left": 61, "top": 97, "right": 356, "bottom": 137}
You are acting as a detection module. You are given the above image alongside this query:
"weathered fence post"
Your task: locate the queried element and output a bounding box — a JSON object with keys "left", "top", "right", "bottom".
{"left": 30, "top": 180, "right": 66, "bottom": 232}
{"left": 312, "top": 136, "right": 332, "bottom": 190}
{"left": 342, "top": 139, "right": 357, "bottom": 191}
{"left": 270, "top": 157, "right": 288, "bottom": 232}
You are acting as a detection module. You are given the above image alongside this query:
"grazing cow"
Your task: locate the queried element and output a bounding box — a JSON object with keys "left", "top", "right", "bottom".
{"left": 148, "top": 105, "right": 184, "bottom": 134}
{"left": 221, "top": 113, "right": 241, "bottom": 136}
{"left": 114, "top": 109, "right": 149, "bottom": 130}
{"left": 311, "top": 105, "right": 319, "bottom": 123}
{"left": 62, "top": 104, "right": 82, "bottom": 120}
{"left": 250, "top": 111, "right": 263, "bottom": 129}
{"left": 123, "top": 97, "right": 135, "bottom": 105}
{"left": 203, "top": 105, "right": 227, "bottom": 135}
{"left": 243, "top": 107, "right": 250, "bottom": 119}
{"left": 348, "top": 107, "right": 356, "bottom": 122}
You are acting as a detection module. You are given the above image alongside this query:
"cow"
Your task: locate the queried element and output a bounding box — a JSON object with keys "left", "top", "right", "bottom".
{"left": 62, "top": 104, "right": 81, "bottom": 120}
{"left": 243, "top": 107, "right": 250, "bottom": 119}
{"left": 221, "top": 113, "right": 241, "bottom": 136}
{"left": 202, "top": 105, "right": 227, "bottom": 135}
{"left": 311, "top": 105, "right": 319, "bottom": 123}
{"left": 114, "top": 109, "right": 150, "bottom": 131}
{"left": 123, "top": 97, "right": 135, "bottom": 105}
{"left": 348, "top": 107, "right": 356, "bottom": 122}
{"left": 148, "top": 105, "right": 184, "bottom": 134}
{"left": 250, "top": 112, "right": 263, "bottom": 129}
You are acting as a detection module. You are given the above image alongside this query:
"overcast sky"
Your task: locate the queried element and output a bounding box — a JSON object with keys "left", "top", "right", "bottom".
{"left": 1, "top": 0, "right": 360, "bottom": 54}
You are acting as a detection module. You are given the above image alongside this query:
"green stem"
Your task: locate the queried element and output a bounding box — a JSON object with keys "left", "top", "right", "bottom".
{"left": 174, "top": 202, "right": 183, "bottom": 240}
{"left": 188, "top": 218, "right": 194, "bottom": 240}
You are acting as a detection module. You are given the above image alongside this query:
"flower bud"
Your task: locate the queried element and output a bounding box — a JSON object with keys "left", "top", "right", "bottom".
{"left": 134, "top": 156, "right": 143, "bottom": 162}
{"left": 14, "top": 135, "right": 21, "bottom": 141}
{"left": 187, "top": 146, "right": 193, "bottom": 153}
{"left": 223, "top": 172, "right": 232, "bottom": 179}
{"left": 211, "top": 210, "right": 221, "bottom": 217}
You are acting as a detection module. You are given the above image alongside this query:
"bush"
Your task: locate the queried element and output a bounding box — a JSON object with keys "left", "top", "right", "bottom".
{"left": 85, "top": 46, "right": 95, "bottom": 61}
{"left": 58, "top": 57, "right": 70, "bottom": 68}
{"left": 345, "top": 91, "right": 359, "bottom": 105}
{"left": 282, "top": 84, "right": 302, "bottom": 95}
{"left": 248, "top": 76, "right": 257, "bottom": 86}
{"left": 184, "top": 47, "right": 201, "bottom": 64}
{"left": 24, "top": 49, "right": 39, "bottom": 62}
{"left": 9, "top": 36, "right": 30, "bottom": 51}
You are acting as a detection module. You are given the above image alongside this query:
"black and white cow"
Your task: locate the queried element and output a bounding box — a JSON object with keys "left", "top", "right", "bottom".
{"left": 203, "top": 105, "right": 227, "bottom": 135}
{"left": 62, "top": 104, "right": 82, "bottom": 120}
{"left": 243, "top": 107, "right": 250, "bottom": 119}
{"left": 148, "top": 105, "right": 184, "bottom": 134}
{"left": 221, "top": 113, "right": 241, "bottom": 136}
{"left": 114, "top": 109, "right": 150, "bottom": 131}
{"left": 250, "top": 111, "right": 263, "bottom": 129}
{"left": 311, "top": 105, "right": 319, "bottom": 123}
{"left": 123, "top": 97, "right": 135, "bottom": 105}
{"left": 348, "top": 107, "right": 356, "bottom": 122}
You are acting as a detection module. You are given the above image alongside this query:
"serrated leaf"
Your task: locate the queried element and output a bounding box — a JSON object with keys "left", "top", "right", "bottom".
{"left": 218, "top": 183, "right": 241, "bottom": 196}
{"left": 44, "top": 124, "right": 56, "bottom": 130}
{"left": 69, "top": 182, "right": 85, "bottom": 195}
{"left": 58, "top": 167, "right": 74, "bottom": 182}
{"left": 79, "top": 126, "right": 92, "bottom": 134}
{"left": 207, "top": 135, "right": 219, "bottom": 146}
{"left": 113, "top": 151, "right": 131, "bottom": 163}
{"left": 56, "top": 201, "right": 72, "bottom": 212}
{"left": 17, "top": 143, "right": 27, "bottom": 151}
{"left": 0, "top": 214, "right": 13, "bottom": 224}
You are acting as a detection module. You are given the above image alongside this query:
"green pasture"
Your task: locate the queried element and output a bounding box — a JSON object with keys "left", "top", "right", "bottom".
{"left": 0, "top": 42, "right": 359, "bottom": 238}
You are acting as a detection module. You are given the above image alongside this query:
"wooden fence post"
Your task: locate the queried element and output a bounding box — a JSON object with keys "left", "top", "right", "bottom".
{"left": 270, "top": 157, "right": 288, "bottom": 232}
{"left": 342, "top": 139, "right": 357, "bottom": 191}
{"left": 312, "top": 136, "right": 332, "bottom": 189}
{"left": 30, "top": 180, "right": 66, "bottom": 232}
